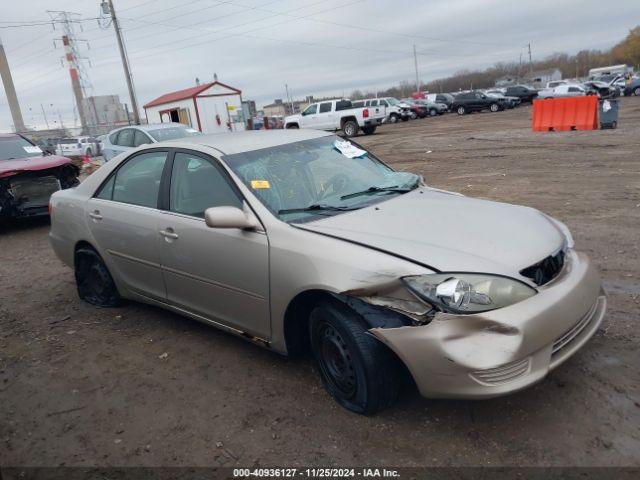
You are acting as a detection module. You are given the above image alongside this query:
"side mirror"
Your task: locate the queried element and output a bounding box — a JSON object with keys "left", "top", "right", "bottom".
{"left": 204, "top": 204, "right": 261, "bottom": 230}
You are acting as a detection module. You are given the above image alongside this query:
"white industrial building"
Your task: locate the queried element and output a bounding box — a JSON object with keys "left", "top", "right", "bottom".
{"left": 143, "top": 80, "right": 245, "bottom": 133}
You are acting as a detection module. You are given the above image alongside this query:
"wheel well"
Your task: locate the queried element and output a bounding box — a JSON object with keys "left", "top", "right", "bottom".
{"left": 285, "top": 123, "right": 299, "bottom": 129}
{"left": 283, "top": 288, "right": 413, "bottom": 356}
{"left": 340, "top": 116, "right": 357, "bottom": 127}
{"left": 283, "top": 289, "right": 334, "bottom": 356}
{"left": 73, "top": 240, "right": 97, "bottom": 265}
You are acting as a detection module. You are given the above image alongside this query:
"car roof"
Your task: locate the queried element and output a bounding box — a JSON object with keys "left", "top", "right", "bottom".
{"left": 110, "top": 122, "right": 190, "bottom": 134}
{"left": 159, "top": 129, "right": 333, "bottom": 155}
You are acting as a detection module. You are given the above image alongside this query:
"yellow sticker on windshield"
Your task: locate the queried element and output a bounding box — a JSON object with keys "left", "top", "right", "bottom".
{"left": 251, "top": 180, "right": 270, "bottom": 189}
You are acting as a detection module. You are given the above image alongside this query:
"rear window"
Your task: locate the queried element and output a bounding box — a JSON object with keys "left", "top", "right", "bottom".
{"left": 335, "top": 100, "right": 352, "bottom": 111}
{"left": 59, "top": 139, "right": 79, "bottom": 144}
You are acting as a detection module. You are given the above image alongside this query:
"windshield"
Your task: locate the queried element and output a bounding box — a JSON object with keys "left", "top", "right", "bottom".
{"left": 223, "top": 136, "right": 420, "bottom": 223}
{"left": 147, "top": 126, "right": 202, "bottom": 142}
{"left": 386, "top": 98, "right": 400, "bottom": 106}
{"left": 0, "top": 136, "right": 43, "bottom": 160}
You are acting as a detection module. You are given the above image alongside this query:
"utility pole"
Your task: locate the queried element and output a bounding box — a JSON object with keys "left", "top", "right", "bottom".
{"left": 103, "top": 0, "right": 140, "bottom": 124}
{"left": 413, "top": 44, "right": 420, "bottom": 94}
{"left": 285, "top": 84, "right": 294, "bottom": 114}
{"left": 527, "top": 43, "right": 533, "bottom": 73}
{"left": 0, "top": 36, "right": 26, "bottom": 133}
{"left": 40, "top": 104, "right": 50, "bottom": 129}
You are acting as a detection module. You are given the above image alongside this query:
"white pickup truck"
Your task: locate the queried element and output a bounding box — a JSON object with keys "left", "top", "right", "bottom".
{"left": 284, "top": 99, "right": 385, "bottom": 137}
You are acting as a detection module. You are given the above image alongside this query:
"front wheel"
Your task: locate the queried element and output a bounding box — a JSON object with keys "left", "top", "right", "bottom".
{"left": 342, "top": 120, "right": 358, "bottom": 137}
{"left": 489, "top": 103, "right": 499, "bottom": 112}
{"left": 456, "top": 105, "right": 466, "bottom": 115}
{"left": 310, "top": 300, "right": 401, "bottom": 415}
{"left": 388, "top": 113, "right": 399, "bottom": 124}
{"left": 286, "top": 123, "right": 299, "bottom": 129}
{"left": 75, "top": 247, "right": 121, "bottom": 307}
{"left": 429, "top": 108, "right": 437, "bottom": 117}
{"left": 634, "top": 87, "right": 640, "bottom": 96}
{"left": 362, "top": 126, "right": 377, "bottom": 135}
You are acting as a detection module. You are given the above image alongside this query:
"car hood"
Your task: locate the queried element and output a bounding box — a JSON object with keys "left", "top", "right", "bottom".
{"left": 0, "top": 155, "right": 73, "bottom": 179}
{"left": 298, "top": 189, "right": 565, "bottom": 279}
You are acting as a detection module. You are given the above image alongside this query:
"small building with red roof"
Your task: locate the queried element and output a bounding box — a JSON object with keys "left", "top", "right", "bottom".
{"left": 143, "top": 78, "right": 244, "bottom": 133}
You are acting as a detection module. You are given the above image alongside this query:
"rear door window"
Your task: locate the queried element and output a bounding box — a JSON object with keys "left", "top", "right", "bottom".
{"left": 116, "top": 129, "right": 135, "bottom": 147}
{"left": 133, "top": 130, "right": 152, "bottom": 147}
{"left": 319, "top": 102, "right": 332, "bottom": 113}
{"left": 96, "top": 151, "right": 168, "bottom": 208}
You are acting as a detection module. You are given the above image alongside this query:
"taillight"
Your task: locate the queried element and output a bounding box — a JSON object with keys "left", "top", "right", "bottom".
{"left": 363, "top": 108, "right": 369, "bottom": 118}
{"left": 48, "top": 202, "right": 53, "bottom": 217}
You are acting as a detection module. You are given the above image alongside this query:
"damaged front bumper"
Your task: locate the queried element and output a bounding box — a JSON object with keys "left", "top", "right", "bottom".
{"left": 0, "top": 166, "right": 78, "bottom": 220}
{"left": 368, "top": 250, "right": 606, "bottom": 399}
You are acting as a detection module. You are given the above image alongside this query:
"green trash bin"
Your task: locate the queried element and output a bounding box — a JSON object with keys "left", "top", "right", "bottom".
{"left": 599, "top": 99, "right": 619, "bottom": 129}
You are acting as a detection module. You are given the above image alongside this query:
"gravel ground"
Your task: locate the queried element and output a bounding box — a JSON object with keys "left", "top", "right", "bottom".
{"left": 1, "top": 98, "right": 639, "bottom": 468}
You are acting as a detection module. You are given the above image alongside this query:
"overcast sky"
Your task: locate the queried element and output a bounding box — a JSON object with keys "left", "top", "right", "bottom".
{"left": 1, "top": 0, "right": 638, "bottom": 131}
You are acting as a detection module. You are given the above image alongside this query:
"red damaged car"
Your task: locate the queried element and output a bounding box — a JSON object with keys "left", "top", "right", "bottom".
{"left": 0, "top": 133, "right": 79, "bottom": 224}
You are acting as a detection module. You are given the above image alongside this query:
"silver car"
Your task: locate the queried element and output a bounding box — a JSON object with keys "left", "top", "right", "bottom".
{"left": 49, "top": 130, "right": 606, "bottom": 414}
{"left": 101, "top": 123, "right": 202, "bottom": 161}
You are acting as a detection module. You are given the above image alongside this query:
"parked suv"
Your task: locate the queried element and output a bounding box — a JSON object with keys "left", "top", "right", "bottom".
{"left": 450, "top": 91, "right": 507, "bottom": 115}
{"left": 504, "top": 85, "right": 538, "bottom": 103}
{"left": 623, "top": 77, "right": 640, "bottom": 96}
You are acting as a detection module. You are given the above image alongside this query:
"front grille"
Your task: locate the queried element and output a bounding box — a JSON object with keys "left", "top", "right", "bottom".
{"left": 520, "top": 249, "right": 565, "bottom": 286}
{"left": 552, "top": 300, "right": 599, "bottom": 357}
{"left": 470, "top": 357, "right": 531, "bottom": 386}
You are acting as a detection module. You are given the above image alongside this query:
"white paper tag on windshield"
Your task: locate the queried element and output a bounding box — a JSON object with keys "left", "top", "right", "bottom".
{"left": 602, "top": 100, "right": 611, "bottom": 112}
{"left": 333, "top": 139, "right": 367, "bottom": 159}
{"left": 23, "top": 146, "right": 43, "bottom": 154}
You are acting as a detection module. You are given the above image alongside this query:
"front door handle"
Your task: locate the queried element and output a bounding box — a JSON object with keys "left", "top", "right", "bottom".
{"left": 160, "top": 228, "right": 179, "bottom": 240}
{"left": 89, "top": 210, "right": 102, "bottom": 221}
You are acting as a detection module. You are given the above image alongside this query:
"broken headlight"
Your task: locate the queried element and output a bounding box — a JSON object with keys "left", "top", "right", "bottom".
{"left": 401, "top": 274, "right": 536, "bottom": 314}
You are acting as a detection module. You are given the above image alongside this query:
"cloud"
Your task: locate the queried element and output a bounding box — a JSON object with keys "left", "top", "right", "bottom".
{"left": 1, "top": 0, "right": 637, "bottom": 131}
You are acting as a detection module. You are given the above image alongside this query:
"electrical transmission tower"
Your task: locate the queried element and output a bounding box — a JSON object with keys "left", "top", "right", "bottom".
{"left": 48, "top": 10, "right": 98, "bottom": 134}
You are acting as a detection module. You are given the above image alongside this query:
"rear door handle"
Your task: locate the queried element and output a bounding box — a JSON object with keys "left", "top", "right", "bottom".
{"left": 89, "top": 210, "right": 102, "bottom": 221}
{"left": 160, "top": 229, "right": 179, "bottom": 240}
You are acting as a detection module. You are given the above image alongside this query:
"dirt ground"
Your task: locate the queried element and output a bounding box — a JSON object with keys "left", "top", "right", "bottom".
{"left": 1, "top": 98, "right": 639, "bottom": 468}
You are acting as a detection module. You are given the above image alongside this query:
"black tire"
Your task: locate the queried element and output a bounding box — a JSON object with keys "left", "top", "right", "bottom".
{"left": 489, "top": 103, "right": 499, "bottom": 112}
{"left": 362, "top": 126, "right": 376, "bottom": 135}
{"left": 429, "top": 108, "right": 437, "bottom": 117}
{"left": 75, "top": 247, "right": 121, "bottom": 307}
{"left": 400, "top": 116, "right": 409, "bottom": 122}
{"left": 388, "top": 113, "right": 399, "bottom": 124}
{"left": 342, "top": 120, "right": 358, "bottom": 137}
{"left": 634, "top": 87, "right": 640, "bottom": 96}
{"left": 456, "top": 105, "right": 466, "bottom": 115}
{"left": 309, "top": 300, "right": 401, "bottom": 415}
{"left": 286, "top": 123, "right": 299, "bottom": 129}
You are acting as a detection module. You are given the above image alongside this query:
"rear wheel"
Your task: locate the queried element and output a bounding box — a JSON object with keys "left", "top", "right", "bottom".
{"left": 342, "top": 120, "right": 358, "bottom": 137}
{"left": 362, "top": 126, "right": 377, "bottom": 135}
{"left": 429, "top": 108, "right": 437, "bottom": 117}
{"left": 456, "top": 105, "right": 466, "bottom": 115}
{"left": 310, "top": 300, "right": 400, "bottom": 415}
{"left": 634, "top": 87, "right": 640, "bottom": 96}
{"left": 75, "top": 247, "right": 121, "bottom": 307}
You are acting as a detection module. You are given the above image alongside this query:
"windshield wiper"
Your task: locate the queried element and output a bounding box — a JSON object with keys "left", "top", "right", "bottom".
{"left": 340, "top": 184, "right": 417, "bottom": 200}
{"left": 278, "top": 204, "right": 361, "bottom": 215}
